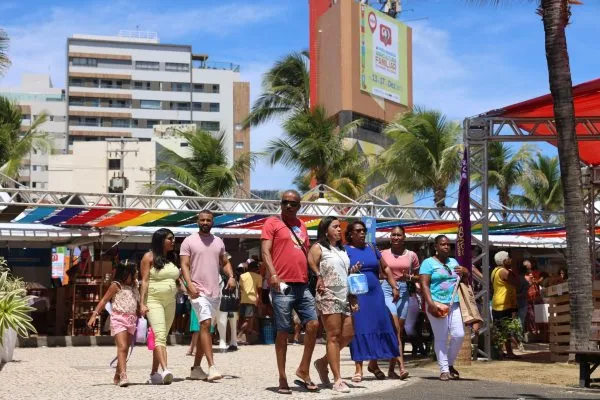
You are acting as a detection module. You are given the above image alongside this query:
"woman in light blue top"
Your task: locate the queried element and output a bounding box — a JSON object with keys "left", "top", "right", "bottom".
{"left": 419, "top": 235, "right": 469, "bottom": 381}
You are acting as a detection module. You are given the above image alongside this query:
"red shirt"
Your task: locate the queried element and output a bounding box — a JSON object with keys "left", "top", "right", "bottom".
{"left": 261, "top": 216, "right": 309, "bottom": 283}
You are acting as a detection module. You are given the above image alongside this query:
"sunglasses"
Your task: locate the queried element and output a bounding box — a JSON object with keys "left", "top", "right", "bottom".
{"left": 281, "top": 200, "right": 300, "bottom": 207}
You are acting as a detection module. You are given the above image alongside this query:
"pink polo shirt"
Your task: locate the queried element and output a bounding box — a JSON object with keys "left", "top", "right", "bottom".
{"left": 180, "top": 233, "right": 225, "bottom": 298}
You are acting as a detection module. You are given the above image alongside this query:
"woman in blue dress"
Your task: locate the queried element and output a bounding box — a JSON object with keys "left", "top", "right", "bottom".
{"left": 345, "top": 221, "right": 404, "bottom": 382}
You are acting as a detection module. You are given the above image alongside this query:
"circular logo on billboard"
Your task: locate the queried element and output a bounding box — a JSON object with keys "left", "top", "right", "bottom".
{"left": 368, "top": 12, "right": 377, "bottom": 33}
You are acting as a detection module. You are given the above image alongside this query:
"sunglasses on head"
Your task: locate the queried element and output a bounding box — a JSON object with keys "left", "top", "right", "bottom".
{"left": 281, "top": 200, "right": 300, "bottom": 207}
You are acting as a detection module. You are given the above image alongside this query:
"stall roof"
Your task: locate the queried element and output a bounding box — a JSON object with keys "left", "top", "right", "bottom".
{"left": 480, "top": 78, "right": 600, "bottom": 165}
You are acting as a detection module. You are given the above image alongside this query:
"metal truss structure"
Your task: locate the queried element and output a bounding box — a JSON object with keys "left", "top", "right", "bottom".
{"left": 0, "top": 187, "right": 564, "bottom": 225}
{"left": 464, "top": 115, "right": 600, "bottom": 361}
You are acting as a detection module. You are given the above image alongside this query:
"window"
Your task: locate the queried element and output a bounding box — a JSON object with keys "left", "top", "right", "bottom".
{"left": 147, "top": 120, "right": 160, "bottom": 127}
{"left": 134, "top": 81, "right": 143, "bottom": 89}
{"left": 112, "top": 119, "right": 130, "bottom": 128}
{"left": 172, "top": 82, "right": 190, "bottom": 92}
{"left": 108, "top": 159, "right": 121, "bottom": 170}
{"left": 32, "top": 182, "right": 37, "bottom": 188}
{"left": 165, "top": 62, "right": 189, "bottom": 72}
{"left": 140, "top": 100, "right": 161, "bottom": 110}
{"left": 200, "top": 121, "right": 220, "bottom": 131}
{"left": 175, "top": 102, "right": 190, "bottom": 111}
{"left": 193, "top": 84, "right": 205, "bottom": 92}
{"left": 212, "top": 84, "right": 220, "bottom": 93}
{"left": 135, "top": 61, "right": 159, "bottom": 71}
{"left": 209, "top": 103, "right": 220, "bottom": 112}
{"left": 235, "top": 141, "right": 244, "bottom": 149}
{"left": 72, "top": 57, "right": 97, "bottom": 67}
{"left": 70, "top": 78, "right": 83, "bottom": 86}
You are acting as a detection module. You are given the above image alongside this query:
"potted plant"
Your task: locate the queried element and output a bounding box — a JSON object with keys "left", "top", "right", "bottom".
{"left": 0, "top": 257, "right": 36, "bottom": 364}
{"left": 491, "top": 317, "right": 524, "bottom": 360}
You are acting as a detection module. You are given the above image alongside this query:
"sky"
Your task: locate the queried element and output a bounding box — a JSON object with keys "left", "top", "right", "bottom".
{"left": 1, "top": 0, "right": 599, "bottom": 203}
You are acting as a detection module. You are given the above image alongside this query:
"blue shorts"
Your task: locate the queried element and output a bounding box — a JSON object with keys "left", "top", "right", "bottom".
{"left": 271, "top": 284, "right": 318, "bottom": 333}
{"left": 382, "top": 280, "right": 410, "bottom": 320}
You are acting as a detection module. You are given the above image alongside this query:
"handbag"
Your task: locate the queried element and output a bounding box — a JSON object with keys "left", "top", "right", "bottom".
{"left": 347, "top": 273, "right": 368, "bottom": 295}
{"left": 458, "top": 282, "right": 483, "bottom": 326}
{"left": 135, "top": 317, "right": 148, "bottom": 344}
{"left": 220, "top": 278, "right": 240, "bottom": 312}
{"left": 147, "top": 327, "right": 156, "bottom": 351}
{"left": 428, "top": 275, "right": 461, "bottom": 319}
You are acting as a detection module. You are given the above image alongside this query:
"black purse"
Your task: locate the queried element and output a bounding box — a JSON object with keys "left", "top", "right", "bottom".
{"left": 219, "top": 273, "right": 240, "bottom": 312}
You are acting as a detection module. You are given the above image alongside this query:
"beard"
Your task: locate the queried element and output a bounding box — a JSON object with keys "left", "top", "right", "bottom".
{"left": 199, "top": 225, "right": 212, "bottom": 233}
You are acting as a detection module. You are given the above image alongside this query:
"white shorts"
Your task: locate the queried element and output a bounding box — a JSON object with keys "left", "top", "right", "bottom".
{"left": 190, "top": 296, "right": 220, "bottom": 323}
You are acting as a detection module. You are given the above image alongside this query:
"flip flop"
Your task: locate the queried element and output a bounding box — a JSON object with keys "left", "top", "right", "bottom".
{"left": 351, "top": 373, "right": 362, "bottom": 383}
{"left": 399, "top": 370, "right": 409, "bottom": 380}
{"left": 387, "top": 370, "right": 401, "bottom": 379}
{"left": 313, "top": 359, "right": 330, "bottom": 385}
{"left": 448, "top": 366, "right": 459, "bottom": 380}
{"left": 294, "top": 379, "right": 319, "bottom": 392}
{"left": 277, "top": 386, "right": 292, "bottom": 395}
{"left": 367, "top": 366, "right": 386, "bottom": 380}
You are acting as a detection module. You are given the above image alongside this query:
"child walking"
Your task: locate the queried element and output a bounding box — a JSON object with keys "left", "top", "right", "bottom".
{"left": 88, "top": 261, "right": 140, "bottom": 387}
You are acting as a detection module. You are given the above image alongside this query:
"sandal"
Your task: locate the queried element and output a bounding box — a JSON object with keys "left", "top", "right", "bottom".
{"left": 387, "top": 370, "right": 401, "bottom": 379}
{"left": 367, "top": 366, "right": 386, "bottom": 380}
{"left": 449, "top": 366, "right": 459, "bottom": 380}
{"left": 277, "top": 386, "right": 292, "bottom": 395}
{"left": 332, "top": 380, "right": 350, "bottom": 393}
{"left": 294, "top": 378, "right": 318, "bottom": 392}
{"left": 314, "top": 359, "right": 330, "bottom": 385}
{"left": 351, "top": 373, "right": 363, "bottom": 383}
{"left": 113, "top": 373, "right": 120, "bottom": 385}
{"left": 399, "top": 370, "right": 409, "bottom": 380}
{"left": 440, "top": 372, "right": 450, "bottom": 381}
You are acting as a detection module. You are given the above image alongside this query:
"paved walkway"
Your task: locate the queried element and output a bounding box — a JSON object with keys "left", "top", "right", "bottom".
{"left": 1, "top": 344, "right": 410, "bottom": 400}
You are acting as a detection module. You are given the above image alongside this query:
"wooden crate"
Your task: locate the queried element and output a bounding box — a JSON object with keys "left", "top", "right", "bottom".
{"left": 545, "top": 281, "right": 600, "bottom": 362}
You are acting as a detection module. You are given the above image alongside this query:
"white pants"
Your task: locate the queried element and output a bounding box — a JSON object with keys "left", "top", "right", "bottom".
{"left": 215, "top": 309, "right": 239, "bottom": 348}
{"left": 426, "top": 302, "right": 465, "bottom": 374}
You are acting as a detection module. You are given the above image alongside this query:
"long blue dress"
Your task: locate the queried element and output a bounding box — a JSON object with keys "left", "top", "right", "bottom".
{"left": 346, "top": 244, "right": 400, "bottom": 361}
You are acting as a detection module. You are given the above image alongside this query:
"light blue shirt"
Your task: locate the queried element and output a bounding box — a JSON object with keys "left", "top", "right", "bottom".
{"left": 420, "top": 257, "right": 460, "bottom": 304}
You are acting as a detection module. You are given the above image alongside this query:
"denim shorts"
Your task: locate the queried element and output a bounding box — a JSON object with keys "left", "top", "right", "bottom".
{"left": 271, "top": 283, "right": 318, "bottom": 332}
{"left": 382, "top": 280, "right": 410, "bottom": 320}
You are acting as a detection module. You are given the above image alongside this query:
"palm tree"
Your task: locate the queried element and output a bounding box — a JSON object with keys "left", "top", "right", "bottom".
{"left": 377, "top": 107, "right": 463, "bottom": 215}
{"left": 265, "top": 106, "right": 366, "bottom": 200}
{"left": 511, "top": 154, "right": 563, "bottom": 220}
{"left": 243, "top": 51, "right": 309, "bottom": 129}
{"left": 477, "top": 0, "right": 593, "bottom": 352}
{"left": 157, "top": 129, "right": 256, "bottom": 197}
{"left": 486, "top": 143, "right": 536, "bottom": 216}
{"left": 0, "top": 28, "right": 10, "bottom": 77}
{"left": 0, "top": 96, "right": 49, "bottom": 180}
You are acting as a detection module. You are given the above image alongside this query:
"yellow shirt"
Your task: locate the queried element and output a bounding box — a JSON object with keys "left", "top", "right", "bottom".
{"left": 239, "top": 271, "right": 262, "bottom": 305}
{"left": 492, "top": 267, "right": 517, "bottom": 311}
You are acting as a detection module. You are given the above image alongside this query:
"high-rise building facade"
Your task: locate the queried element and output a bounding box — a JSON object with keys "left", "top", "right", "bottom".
{"left": 66, "top": 31, "right": 251, "bottom": 191}
{"left": 0, "top": 74, "right": 68, "bottom": 189}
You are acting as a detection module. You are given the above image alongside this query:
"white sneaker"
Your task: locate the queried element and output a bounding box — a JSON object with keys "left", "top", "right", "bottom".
{"left": 146, "top": 372, "right": 163, "bottom": 385}
{"left": 190, "top": 365, "right": 208, "bottom": 380}
{"left": 161, "top": 369, "right": 173, "bottom": 385}
{"left": 207, "top": 365, "right": 223, "bottom": 381}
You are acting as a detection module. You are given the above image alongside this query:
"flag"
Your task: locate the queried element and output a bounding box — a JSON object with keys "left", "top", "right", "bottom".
{"left": 455, "top": 148, "right": 472, "bottom": 280}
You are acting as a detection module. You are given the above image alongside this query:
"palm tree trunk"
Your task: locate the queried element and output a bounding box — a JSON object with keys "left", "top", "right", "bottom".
{"left": 433, "top": 187, "right": 446, "bottom": 217}
{"left": 499, "top": 187, "right": 510, "bottom": 220}
{"left": 541, "top": 0, "right": 594, "bottom": 351}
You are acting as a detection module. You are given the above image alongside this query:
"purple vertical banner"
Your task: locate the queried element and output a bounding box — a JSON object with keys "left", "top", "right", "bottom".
{"left": 455, "top": 148, "right": 472, "bottom": 280}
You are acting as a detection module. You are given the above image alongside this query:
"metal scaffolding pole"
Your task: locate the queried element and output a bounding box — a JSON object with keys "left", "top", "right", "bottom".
{"left": 464, "top": 117, "right": 492, "bottom": 359}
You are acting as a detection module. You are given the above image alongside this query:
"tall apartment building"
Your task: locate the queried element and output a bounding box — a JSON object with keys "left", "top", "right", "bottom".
{"left": 0, "top": 74, "right": 68, "bottom": 189}
{"left": 66, "top": 31, "right": 251, "bottom": 192}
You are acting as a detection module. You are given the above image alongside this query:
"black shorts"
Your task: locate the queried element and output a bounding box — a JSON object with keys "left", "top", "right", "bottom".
{"left": 176, "top": 302, "right": 187, "bottom": 316}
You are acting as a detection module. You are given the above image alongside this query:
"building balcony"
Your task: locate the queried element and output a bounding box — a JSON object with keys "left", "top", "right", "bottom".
{"left": 192, "top": 60, "right": 240, "bottom": 72}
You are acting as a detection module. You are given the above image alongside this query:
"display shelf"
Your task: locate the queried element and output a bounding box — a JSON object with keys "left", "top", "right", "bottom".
{"left": 70, "top": 280, "right": 107, "bottom": 336}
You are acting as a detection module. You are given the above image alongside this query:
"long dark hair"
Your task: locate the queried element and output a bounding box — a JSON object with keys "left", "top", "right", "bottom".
{"left": 113, "top": 261, "right": 137, "bottom": 284}
{"left": 345, "top": 220, "right": 367, "bottom": 244}
{"left": 317, "top": 216, "right": 344, "bottom": 251}
{"left": 151, "top": 228, "right": 177, "bottom": 270}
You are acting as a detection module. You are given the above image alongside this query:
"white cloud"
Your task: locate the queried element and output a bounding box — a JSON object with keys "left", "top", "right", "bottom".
{"left": 0, "top": 1, "right": 282, "bottom": 87}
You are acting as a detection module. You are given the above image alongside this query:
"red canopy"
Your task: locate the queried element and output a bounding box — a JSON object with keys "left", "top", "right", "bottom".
{"left": 481, "top": 78, "right": 600, "bottom": 165}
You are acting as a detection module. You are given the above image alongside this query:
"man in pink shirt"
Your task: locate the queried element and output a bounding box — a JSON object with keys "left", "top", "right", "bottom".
{"left": 181, "top": 210, "right": 235, "bottom": 382}
{"left": 261, "top": 190, "right": 319, "bottom": 394}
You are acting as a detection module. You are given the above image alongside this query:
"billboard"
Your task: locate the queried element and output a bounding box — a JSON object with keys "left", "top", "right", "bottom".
{"left": 359, "top": 4, "right": 409, "bottom": 105}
